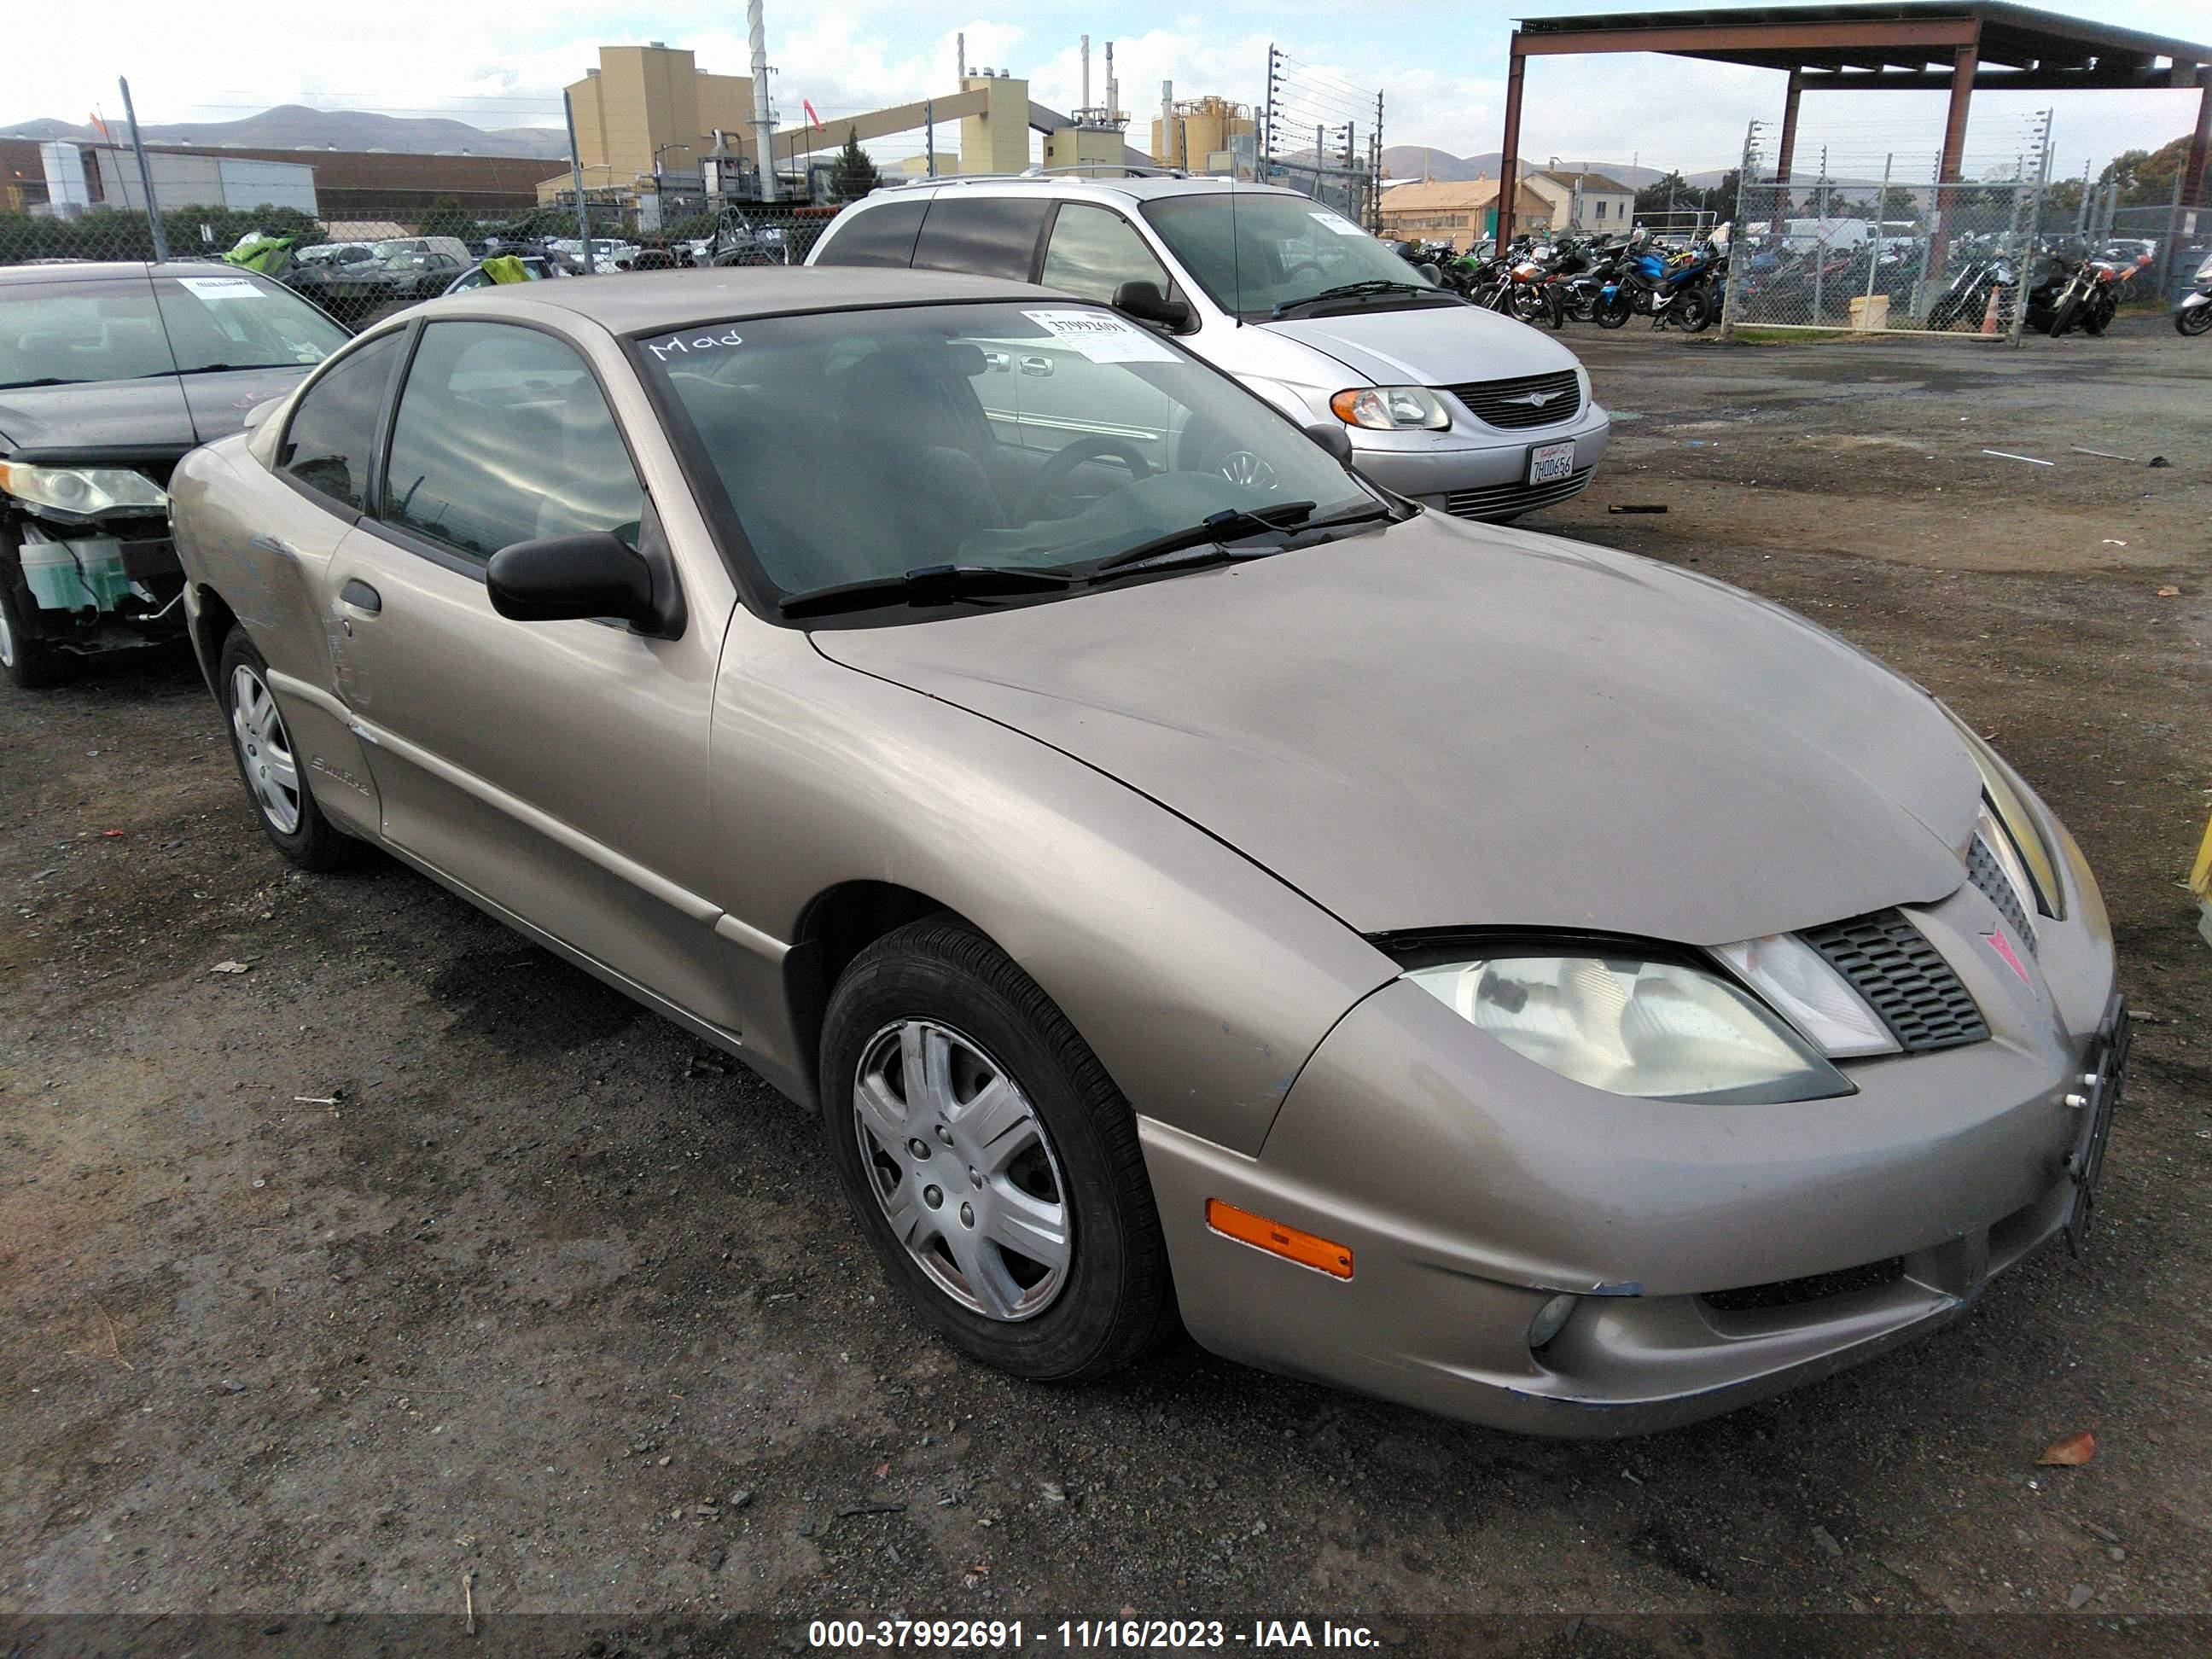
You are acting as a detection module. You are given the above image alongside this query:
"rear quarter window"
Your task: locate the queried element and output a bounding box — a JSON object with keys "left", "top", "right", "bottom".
{"left": 911, "top": 198, "right": 1051, "bottom": 282}
{"left": 813, "top": 198, "right": 928, "bottom": 268}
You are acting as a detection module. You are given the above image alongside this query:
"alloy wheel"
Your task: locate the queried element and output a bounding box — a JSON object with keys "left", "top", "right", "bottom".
{"left": 230, "top": 663, "right": 303, "bottom": 835}
{"left": 853, "top": 1018, "right": 1072, "bottom": 1322}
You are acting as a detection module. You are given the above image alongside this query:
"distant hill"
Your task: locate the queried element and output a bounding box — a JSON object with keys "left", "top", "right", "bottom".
{"left": 0, "top": 103, "right": 568, "bottom": 160}
{"left": 1380, "top": 146, "right": 1731, "bottom": 191}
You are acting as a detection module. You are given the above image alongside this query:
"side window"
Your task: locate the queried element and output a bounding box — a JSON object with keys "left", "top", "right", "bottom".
{"left": 1040, "top": 205, "right": 1173, "bottom": 304}
{"left": 814, "top": 198, "right": 928, "bottom": 267}
{"left": 276, "top": 333, "right": 401, "bottom": 510}
{"left": 911, "top": 197, "right": 1051, "bottom": 282}
{"left": 381, "top": 322, "right": 643, "bottom": 565}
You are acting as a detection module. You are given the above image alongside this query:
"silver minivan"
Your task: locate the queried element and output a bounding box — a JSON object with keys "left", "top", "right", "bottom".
{"left": 808, "top": 174, "right": 1609, "bottom": 521}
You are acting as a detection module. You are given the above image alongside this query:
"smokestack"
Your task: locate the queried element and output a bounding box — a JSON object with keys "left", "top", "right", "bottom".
{"left": 748, "top": 0, "right": 777, "bottom": 202}
{"left": 1104, "top": 41, "right": 1116, "bottom": 123}
{"left": 1081, "top": 36, "right": 1090, "bottom": 114}
{"left": 1161, "top": 81, "right": 1173, "bottom": 166}
{"left": 958, "top": 32, "right": 966, "bottom": 80}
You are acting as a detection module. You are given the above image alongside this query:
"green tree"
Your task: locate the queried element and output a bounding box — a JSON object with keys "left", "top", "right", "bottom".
{"left": 830, "top": 128, "right": 881, "bottom": 201}
{"left": 1633, "top": 171, "right": 1691, "bottom": 218}
{"left": 416, "top": 194, "right": 476, "bottom": 241}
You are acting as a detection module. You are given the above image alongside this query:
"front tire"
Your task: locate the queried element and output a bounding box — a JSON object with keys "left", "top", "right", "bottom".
{"left": 218, "top": 626, "right": 359, "bottom": 871}
{"left": 820, "top": 918, "right": 1173, "bottom": 1383}
{"left": 2179, "top": 302, "right": 2212, "bottom": 337}
{"left": 0, "top": 553, "right": 69, "bottom": 690}
{"left": 1676, "top": 286, "right": 1717, "bottom": 333}
{"left": 1594, "top": 293, "right": 1632, "bottom": 329}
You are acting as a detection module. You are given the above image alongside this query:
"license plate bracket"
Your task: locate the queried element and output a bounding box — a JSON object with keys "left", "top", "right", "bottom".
{"left": 2063, "top": 999, "right": 2130, "bottom": 1256}
{"left": 1527, "top": 440, "right": 1575, "bottom": 486}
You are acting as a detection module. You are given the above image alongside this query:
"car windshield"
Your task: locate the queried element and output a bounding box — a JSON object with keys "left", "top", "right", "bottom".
{"left": 636, "top": 300, "right": 1381, "bottom": 614}
{"left": 1143, "top": 193, "right": 1455, "bottom": 321}
{"left": 0, "top": 273, "right": 346, "bottom": 387}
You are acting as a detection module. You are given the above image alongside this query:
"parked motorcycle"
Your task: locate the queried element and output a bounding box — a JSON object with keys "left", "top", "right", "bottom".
{"left": 1594, "top": 230, "right": 1722, "bottom": 332}
{"left": 2045, "top": 247, "right": 2154, "bottom": 337}
{"left": 2177, "top": 251, "right": 2212, "bottom": 336}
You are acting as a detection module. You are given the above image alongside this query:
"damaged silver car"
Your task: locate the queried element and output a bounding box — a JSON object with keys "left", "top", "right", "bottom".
{"left": 166, "top": 269, "right": 2124, "bottom": 1436}
{"left": 0, "top": 261, "right": 347, "bottom": 687}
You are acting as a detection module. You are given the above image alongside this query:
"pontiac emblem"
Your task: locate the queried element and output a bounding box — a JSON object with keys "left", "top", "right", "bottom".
{"left": 1982, "top": 929, "right": 2034, "bottom": 987}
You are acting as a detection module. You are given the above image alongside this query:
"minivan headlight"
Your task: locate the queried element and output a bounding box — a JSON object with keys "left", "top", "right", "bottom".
{"left": 1330, "top": 386, "right": 1450, "bottom": 431}
{"left": 0, "top": 462, "right": 168, "bottom": 516}
{"left": 1407, "top": 954, "right": 1853, "bottom": 1103}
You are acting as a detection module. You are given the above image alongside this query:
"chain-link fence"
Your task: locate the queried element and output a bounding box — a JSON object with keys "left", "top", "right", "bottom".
{"left": 1722, "top": 113, "right": 2054, "bottom": 341}
{"left": 3, "top": 136, "right": 841, "bottom": 333}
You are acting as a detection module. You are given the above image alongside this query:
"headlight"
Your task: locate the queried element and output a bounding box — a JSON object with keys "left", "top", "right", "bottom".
{"left": 1329, "top": 386, "right": 1450, "bottom": 431}
{"left": 1407, "top": 953, "right": 1853, "bottom": 1103}
{"left": 0, "top": 462, "right": 168, "bottom": 515}
{"left": 1937, "top": 707, "right": 2063, "bottom": 917}
{"left": 2196, "top": 253, "right": 2212, "bottom": 283}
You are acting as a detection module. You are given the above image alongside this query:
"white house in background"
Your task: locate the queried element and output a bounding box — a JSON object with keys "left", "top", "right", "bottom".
{"left": 1526, "top": 169, "right": 1634, "bottom": 233}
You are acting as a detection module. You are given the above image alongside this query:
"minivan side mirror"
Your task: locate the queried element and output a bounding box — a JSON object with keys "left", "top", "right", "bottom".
{"left": 1112, "top": 279, "right": 1195, "bottom": 332}
{"left": 1302, "top": 423, "right": 1354, "bottom": 464}
{"left": 487, "top": 531, "right": 674, "bottom": 635}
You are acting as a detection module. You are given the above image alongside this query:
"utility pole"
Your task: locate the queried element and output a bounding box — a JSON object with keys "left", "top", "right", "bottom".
{"left": 925, "top": 101, "right": 934, "bottom": 178}
{"left": 748, "top": 0, "right": 777, "bottom": 202}
{"left": 118, "top": 78, "right": 169, "bottom": 263}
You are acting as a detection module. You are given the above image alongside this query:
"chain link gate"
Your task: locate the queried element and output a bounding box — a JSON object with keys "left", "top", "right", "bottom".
{"left": 1722, "top": 111, "right": 2053, "bottom": 342}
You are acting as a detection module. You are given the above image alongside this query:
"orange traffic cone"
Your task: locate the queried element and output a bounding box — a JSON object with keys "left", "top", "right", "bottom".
{"left": 1979, "top": 282, "right": 2002, "bottom": 335}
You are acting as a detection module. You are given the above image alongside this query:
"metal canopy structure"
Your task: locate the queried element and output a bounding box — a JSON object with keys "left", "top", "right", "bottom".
{"left": 1495, "top": 3, "right": 2212, "bottom": 247}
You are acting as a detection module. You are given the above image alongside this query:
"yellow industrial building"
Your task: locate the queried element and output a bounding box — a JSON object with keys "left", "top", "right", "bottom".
{"left": 1151, "top": 98, "right": 1255, "bottom": 172}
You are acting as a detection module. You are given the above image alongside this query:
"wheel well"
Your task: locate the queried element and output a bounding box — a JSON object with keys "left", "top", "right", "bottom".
{"left": 784, "top": 882, "right": 958, "bottom": 1093}
{"left": 189, "top": 585, "right": 238, "bottom": 696}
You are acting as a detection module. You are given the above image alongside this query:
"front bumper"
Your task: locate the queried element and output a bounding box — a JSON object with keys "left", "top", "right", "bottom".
{"left": 1347, "top": 402, "right": 1610, "bottom": 521}
{"left": 1140, "top": 878, "right": 2121, "bottom": 1437}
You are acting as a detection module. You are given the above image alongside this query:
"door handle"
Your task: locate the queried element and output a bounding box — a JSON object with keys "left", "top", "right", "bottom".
{"left": 981, "top": 349, "right": 1011, "bottom": 372}
{"left": 339, "top": 579, "right": 382, "bottom": 614}
{"left": 1019, "top": 355, "right": 1054, "bottom": 377}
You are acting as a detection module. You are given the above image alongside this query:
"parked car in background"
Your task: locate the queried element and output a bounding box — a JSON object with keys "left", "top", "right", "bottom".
{"left": 0, "top": 261, "right": 348, "bottom": 686}
{"left": 167, "top": 268, "right": 2122, "bottom": 1435}
{"left": 810, "top": 177, "right": 1609, "bottom": 521}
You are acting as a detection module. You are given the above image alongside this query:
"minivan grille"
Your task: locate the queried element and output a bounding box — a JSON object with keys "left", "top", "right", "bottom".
{"left": 1442, "top": 467, "right": 1592, "bottom": 521}
{"left": 1797, "top": 910, "right": 1988, "bottom": 1055}
{"left": 1442, "top": 370, "right": 1583, "bottom": 429}
{"left": 1966, "top": 835, "right": 2037, "bottom": 955}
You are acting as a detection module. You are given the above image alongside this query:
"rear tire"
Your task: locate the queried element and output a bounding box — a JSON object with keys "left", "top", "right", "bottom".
{"left": 218, "top": 626, "right": 360, "bottom": 871}
{"left": 0, "top": 529, "right": 71, "bottom": 690}
{"left": 1674, "top": 287, "right": 1717, "bottom": 333}
{"left": 820, "top": 917, "right": 1174, "bottom": 1383}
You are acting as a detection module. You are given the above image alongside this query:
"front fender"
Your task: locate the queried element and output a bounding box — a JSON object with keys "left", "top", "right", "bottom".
{"left": 707, "top": 626, "right": 1394, "bottom": 1153}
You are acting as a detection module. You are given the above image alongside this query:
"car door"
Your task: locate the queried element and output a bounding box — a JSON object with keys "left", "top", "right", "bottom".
{"left": 325, "top": 315, "right": 746, "bottom": 1029}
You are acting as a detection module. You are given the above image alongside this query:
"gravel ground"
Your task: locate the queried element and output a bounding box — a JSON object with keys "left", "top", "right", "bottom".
{"left": 2, "top": 312, "right": 2208, "bottom": 1657}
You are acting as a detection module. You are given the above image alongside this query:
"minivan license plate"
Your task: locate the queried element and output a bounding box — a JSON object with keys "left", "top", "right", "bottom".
{"left": 1528, "top": 441, "right": 1575, "bottom": 486}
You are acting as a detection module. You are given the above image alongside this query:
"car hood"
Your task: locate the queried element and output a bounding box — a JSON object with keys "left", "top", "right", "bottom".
{"left": 1262, "top": 303, "right": 1581, "bottom": 388}
{"left": 812, "top": 515, "right": 1978, "bottom": 944}
{"left": 0, "top": 366, "right": 312, "bottom": 456}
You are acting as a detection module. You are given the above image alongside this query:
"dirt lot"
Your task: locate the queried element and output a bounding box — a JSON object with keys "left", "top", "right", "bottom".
{"left": 2, "top": 314, "right": 2208, "bottom": 1656}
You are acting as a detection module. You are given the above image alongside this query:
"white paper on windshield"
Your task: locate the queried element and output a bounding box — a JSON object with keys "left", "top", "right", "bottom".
{"left": 177, "top": 276, "right": 263, "bottom": 300}
{"left": 1020, "top": 309, "right": 1177, "bottom": 363}
{"left": 1308, "top": 211, "right": 1365, "bottom": 236}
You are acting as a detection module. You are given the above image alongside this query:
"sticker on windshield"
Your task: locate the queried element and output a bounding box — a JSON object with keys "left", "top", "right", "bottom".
{"left": 177, "top": 276, "right": 263, "bottom": 300}
{"left": 1308, "top": 211, "right": 1365, "bottom": 236}
{"left": 643, "top": 328, "right": 745, "bottom": 361}
{"left": 1019, "top": 309, "right": 1177, "bottom": 363}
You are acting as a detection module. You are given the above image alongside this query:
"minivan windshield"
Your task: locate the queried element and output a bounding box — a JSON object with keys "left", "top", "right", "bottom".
{"left": 636, "top": 300, "right": 1382, "bottom": 617}
{"left": 1143, "top": 193, "right": 1460, "bottom": 321}
{"left": 0, "top": 273, "right": 347, "bottom": 388}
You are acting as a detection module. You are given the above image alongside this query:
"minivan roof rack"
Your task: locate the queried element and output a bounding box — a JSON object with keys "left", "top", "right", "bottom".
{"left": 891, "top": 164, "right": 1231, "bottom": 189}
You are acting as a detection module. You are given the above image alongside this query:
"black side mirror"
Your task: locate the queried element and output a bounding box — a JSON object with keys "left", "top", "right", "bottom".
{"left": 487, "top": 530, "right": 678, "bottom": 636}
{"left": 1303, "top": 423, "right": 1354, "bottom": 464}
{"left": 1112, "top": 278, "right": 1194, "bottom": 331}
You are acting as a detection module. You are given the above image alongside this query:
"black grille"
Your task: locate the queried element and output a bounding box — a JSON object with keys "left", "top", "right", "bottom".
{"left": 1966, "top": 835, "right": 2037, "bottom": 955}
{"left": 1703, "top": 1258, "right": 1904, "bottom": 1313}
{"left": 1442, "top": 369, "right": 1584, "bottom": 429}
{"left": 1442, "top": 467, "right": 1593, "bottom": 521}
{"left": 1798, "top": 910, "right": 1988, "bottom": 1054}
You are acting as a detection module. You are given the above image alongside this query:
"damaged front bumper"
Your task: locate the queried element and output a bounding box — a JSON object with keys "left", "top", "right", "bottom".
{"left": 10, "top": 517, "right": 187, "bottom": 655}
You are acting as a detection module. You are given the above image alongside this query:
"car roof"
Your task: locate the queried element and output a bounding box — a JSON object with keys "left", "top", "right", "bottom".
{"left": 434, "top": 265, "right": 1067, "bottom": 335}
{"left": 860, "top": 175, "right": 1308, "bottom": 207}
{"left": 0, "top": 260, "right": 256, "bottom": 287}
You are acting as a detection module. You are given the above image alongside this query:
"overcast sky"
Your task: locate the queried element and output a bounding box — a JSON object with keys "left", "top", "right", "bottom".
{"left": 5, "top": 0, "right": 2207, "bottom": 180}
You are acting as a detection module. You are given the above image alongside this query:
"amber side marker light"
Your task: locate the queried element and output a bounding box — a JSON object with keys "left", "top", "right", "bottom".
{"left": 1206, "top": 1199, "right": 1353, "bottom": 1279}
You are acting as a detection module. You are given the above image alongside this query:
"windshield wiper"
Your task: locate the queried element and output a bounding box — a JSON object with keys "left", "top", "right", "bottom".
{"left": 1091, "top": 501, "right": 1318, "bottom": 574}
{"left": 778, "top": 562, "right": 1074, "bottom": 620}
{"left": 1271, "top": 280, "right": 1458, "bottom": 319}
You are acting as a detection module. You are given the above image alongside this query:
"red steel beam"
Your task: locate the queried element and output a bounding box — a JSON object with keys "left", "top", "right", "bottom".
{"left": 1932, "top": 36, "right": 1982, "bottom": 283}
{"left": 2179, "top": 75, "right": 2211, "bottom": 237}
{"left": 1496, "top": 39, "right": 1528, "bottom": 250}
{"left": 1773, "top": 67, "right": 1803, "bottom": 233}
{"left": 1515, "top": 19, "right": 1980, "bottom": 59}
